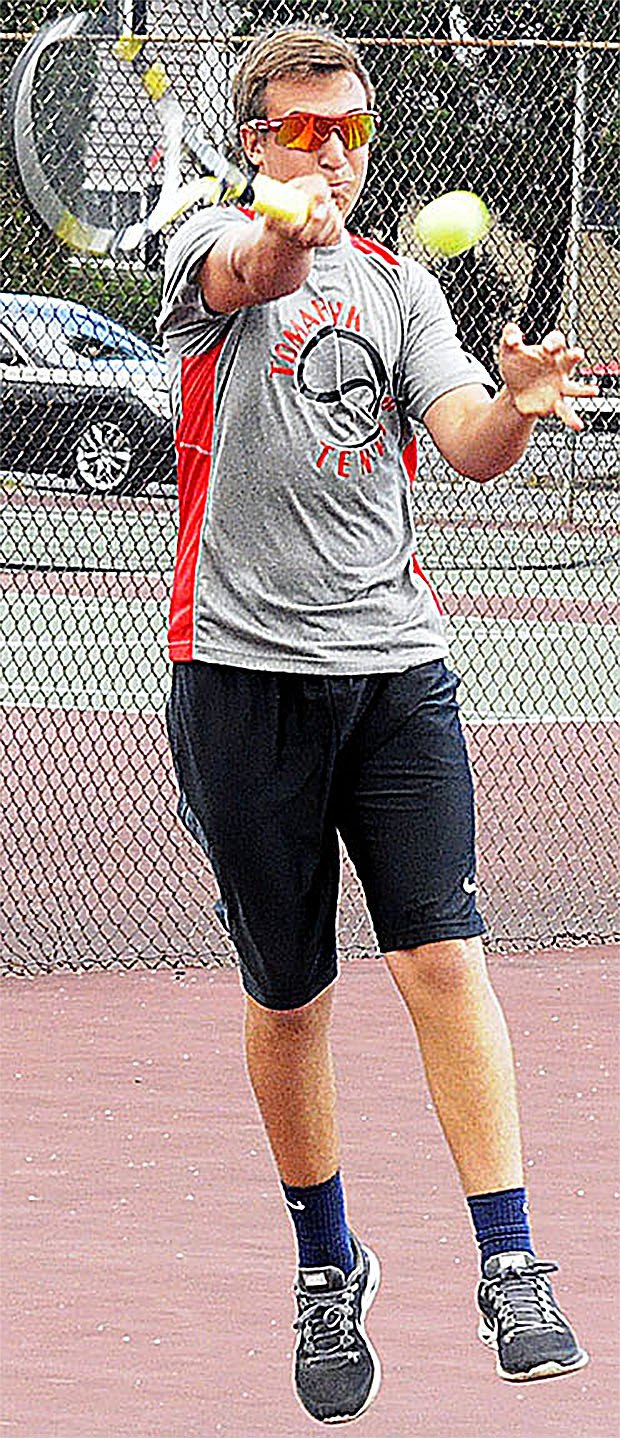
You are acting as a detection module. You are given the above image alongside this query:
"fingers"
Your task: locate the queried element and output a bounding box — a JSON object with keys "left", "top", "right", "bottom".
{"left": 553, "top": 395, "right": 584, "bottom": 433}
{"left": 530, "top": 327, "right": 592, "bottom": 376}
{"left": 562, "top": 378, "right": 599, "bottom": 399}
{"left": 499, "top": 318, "right": 599, "bottom": 430}
{"left": 298, "top": 196, "right": 343, "bottom": 249}
{"left": 540, "top": 331, "right": 589, "bottom": 379}
{"left": 297, "top": 178, "right": 343, "bottom": 248}
{"left": 264, "top": 176, "right": 343, "bottom": 249}
{"left": 503, "top": 324, "right": 595, "bottom": 384}
{"left": 540, "top": 328, "right": 566, "bottom": 355}
{"left": 501, "top": 322, "right": 524, "bottom": 349}
{"left": 503, "top": 324, "right": 582, "bottom": 363}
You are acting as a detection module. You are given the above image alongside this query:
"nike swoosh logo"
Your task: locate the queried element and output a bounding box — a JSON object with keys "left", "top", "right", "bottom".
{"left": 287, "top": 1199, "right": 305, "bottom": 1211}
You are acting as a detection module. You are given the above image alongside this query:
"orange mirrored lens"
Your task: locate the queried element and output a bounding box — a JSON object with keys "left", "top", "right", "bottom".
{"left": 275, "top": 113, "right": 376, "bottom": 151}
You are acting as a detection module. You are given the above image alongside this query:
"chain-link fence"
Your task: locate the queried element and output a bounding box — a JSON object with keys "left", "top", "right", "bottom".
{"left": 1, "top": 2, "right": 618, "bottom": 975}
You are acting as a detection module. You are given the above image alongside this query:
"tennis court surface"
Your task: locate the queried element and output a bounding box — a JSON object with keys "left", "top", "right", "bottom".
{"left": 2, "top": 3, "right": 619, "bottom": 1430}
{"left": 2, "top": 946, "right": 618, "bottom": 1437}
{"left": 1, "top": 470, "right": 619, "bottom": 1435}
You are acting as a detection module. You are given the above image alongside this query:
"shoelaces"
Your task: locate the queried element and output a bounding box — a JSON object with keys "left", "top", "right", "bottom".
{"left": 489, "top": 1261, "right": 566, "bottom": 1337}
{"left": 294, "top": 1289, "right": 360, "bottom": 1366}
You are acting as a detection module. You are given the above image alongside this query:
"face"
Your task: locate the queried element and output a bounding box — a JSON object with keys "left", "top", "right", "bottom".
{"left": 240, "top": 70, "right": 371, "bottom": 219}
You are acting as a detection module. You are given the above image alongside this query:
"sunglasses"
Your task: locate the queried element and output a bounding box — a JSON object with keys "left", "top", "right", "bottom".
{"left": 247, "top": 111, "right": 378, "bottom": 152}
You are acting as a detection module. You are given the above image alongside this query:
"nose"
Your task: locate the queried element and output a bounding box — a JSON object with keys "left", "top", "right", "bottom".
{"left": 318, "top": 127, "right": 348, "bottom": 167}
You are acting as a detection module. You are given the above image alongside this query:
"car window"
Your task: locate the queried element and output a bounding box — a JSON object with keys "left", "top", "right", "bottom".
{"left": 0, "top": 310, "right": 59, "bottom": 365}
{"left": 67, "top": 318, "right": 157, "bottom": 363}
{"left": 69, "top": 334, "right": 135, "bottom": 360}
{"left": 0, "top": 300, "right": 162, "bottom": 367}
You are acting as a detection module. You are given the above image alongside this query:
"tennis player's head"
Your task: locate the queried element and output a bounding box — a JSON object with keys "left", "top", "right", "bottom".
{"left": 233, "top": 26, "right": 376, "bottom": 219}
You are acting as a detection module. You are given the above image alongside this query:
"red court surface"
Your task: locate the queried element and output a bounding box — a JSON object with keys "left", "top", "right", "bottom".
{"left": 3, "top": 709, "right": 618, "bottom": 970}
{"left": 1, "top": 947, "right": 618, "bottom": 1437}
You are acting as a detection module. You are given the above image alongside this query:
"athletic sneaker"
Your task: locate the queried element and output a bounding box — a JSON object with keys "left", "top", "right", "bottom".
{"left": 477, "top": 1250, "right": 589, "bottom": 1381}
{"left": 291, "top": 1231, "right": 381, "bottom": 1424}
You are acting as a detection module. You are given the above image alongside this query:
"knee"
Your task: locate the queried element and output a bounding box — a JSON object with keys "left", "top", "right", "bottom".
{"left": 384, "top": 937, "right": 487, "bottom": 1002}
{"left": 245, "top": 984, "right": 334, "bottom": 1037}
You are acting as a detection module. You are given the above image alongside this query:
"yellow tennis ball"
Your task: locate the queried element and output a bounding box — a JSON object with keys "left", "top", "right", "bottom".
{"left": 414, "top": 190, "right": 490, "bottom": 257}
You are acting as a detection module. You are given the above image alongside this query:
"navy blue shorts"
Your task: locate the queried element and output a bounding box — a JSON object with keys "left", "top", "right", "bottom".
{"left": 166, "top": 659, "right": 485, "bottom": 1010}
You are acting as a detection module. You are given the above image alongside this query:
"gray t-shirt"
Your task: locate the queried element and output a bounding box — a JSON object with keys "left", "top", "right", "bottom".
{"left": 158, "top": 209, "right": 493, "bottom": 673}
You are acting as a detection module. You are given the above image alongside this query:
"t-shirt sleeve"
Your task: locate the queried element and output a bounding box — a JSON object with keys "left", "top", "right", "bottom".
{"left": 398, "top": 261, "right": 495, "bottom": 421}
{"left": 156, "top": 206, "right": 253, "bottom": 353}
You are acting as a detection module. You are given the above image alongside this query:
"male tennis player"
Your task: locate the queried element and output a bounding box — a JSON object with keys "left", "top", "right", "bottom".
{"left": 159, "top": 25, "right": 591, "bottom": 1424}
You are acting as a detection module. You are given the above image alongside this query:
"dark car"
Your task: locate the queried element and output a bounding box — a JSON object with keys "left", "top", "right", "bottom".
{"left": 0, "top": 293, "right": 175, "bottom": 495}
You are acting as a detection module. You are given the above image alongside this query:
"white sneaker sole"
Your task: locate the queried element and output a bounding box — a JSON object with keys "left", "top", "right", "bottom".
{"left": 478, "top": 1315, "right": 590, "bottom": 1382}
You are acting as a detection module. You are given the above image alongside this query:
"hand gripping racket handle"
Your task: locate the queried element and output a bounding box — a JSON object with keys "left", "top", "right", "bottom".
{"left": 248, "top": 174, "right": 311, "bottom": 227}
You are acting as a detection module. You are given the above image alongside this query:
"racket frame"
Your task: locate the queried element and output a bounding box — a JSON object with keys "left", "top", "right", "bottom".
{"left": 7, "top": 11, "right": 309, "bottom": 258}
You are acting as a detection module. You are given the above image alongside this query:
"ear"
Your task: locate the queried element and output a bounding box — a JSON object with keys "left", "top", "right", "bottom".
{"left": 240, "top": 124, "right": 266, "bottom": 171}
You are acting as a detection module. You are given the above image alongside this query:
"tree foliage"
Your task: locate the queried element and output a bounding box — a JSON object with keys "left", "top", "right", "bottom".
{"left": 240, "top": 0, "right": 619, "bottom": 343}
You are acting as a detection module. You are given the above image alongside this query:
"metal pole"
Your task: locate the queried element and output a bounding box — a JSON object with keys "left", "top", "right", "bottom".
{"left": 567, "top": 43, "right": 587, "bottom": 348}
{"left": 565, "top": 42, "right": 588, "bottom": 519}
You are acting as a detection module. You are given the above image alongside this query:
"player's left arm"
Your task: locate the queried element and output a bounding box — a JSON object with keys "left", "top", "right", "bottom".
{"left": 423, "top": 324, "right": 598, "bottom": 482}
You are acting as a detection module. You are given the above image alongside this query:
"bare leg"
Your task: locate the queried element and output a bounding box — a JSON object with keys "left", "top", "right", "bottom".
{"left": 384, "top": 936, "right": 524, "bottom": 1195}
{"left": 243, "top": 984, "right": 341, "bottom": 1187}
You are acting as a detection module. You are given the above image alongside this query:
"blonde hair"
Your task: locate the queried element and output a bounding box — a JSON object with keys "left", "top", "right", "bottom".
{"left": 232, "top": 25, "right": 375, "bottom": 129}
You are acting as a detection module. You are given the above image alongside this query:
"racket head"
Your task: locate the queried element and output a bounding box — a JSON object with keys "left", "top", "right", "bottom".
{"left": 7, "top": 13, "right": 116, "bottom": 254}
{"left": 6, "top": 10, "right": 187, "bottom": 257}
{"left": 6, "top": 10, "right": 310, "bottom": 257}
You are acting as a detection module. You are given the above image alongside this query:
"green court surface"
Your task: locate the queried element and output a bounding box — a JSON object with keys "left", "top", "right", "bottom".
{"left": 2, "top": 479, "right": 618, "bottom": 726}
{"left": 1, "top": 587, "right": 618, "bottom": 722}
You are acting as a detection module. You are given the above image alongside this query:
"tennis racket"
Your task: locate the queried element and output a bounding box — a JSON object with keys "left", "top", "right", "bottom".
{"left": 6, "top": 9, "right": 309, "bottom": 258}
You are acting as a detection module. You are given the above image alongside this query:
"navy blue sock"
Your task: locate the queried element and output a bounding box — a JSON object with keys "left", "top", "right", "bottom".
{"left": 467, "top": 1186, "right": 535, "bottom": 1270}
{"left": 281, "top": 1170, "right": 356, "bottom": 1276}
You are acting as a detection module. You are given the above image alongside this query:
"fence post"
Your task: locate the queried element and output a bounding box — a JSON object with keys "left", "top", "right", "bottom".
{"left": 565, "top": 40, "right": 588, "bottom": 521}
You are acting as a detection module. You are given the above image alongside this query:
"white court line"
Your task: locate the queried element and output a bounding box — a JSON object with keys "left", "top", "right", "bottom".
{"left": 465, "top": 713, "right": 619, "bottom": 725}
{"left": 0, "top": 698, "right": 617, "bottom": 723}
{"left": 1, "top": 595, "right": 618, "bottom": 723}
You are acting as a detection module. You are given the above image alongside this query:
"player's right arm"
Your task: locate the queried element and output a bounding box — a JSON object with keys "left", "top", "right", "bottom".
{"left": 198, "top": 175, "right": 343, "bottom": 314}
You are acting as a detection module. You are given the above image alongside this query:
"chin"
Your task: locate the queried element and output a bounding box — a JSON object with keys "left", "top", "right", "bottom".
{"left": 333, "top": 188, "right": 356, "bottom": 218}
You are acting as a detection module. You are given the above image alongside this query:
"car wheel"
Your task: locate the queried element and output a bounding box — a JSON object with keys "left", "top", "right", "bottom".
{"left": 74, "top": 416, "right": 139, "bottom": 496}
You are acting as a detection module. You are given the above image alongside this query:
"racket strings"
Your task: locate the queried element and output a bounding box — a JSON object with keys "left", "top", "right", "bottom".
{"left": 15, "top": 21, "right": 204, "bottom": 247}
{"left": 8, "top": 13, "right": 257, "bottom": 255}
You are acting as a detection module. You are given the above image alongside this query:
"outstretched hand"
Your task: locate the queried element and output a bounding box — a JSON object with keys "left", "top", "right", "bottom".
{"left": 499, "top": 323, "right": 598, "bottom": 433}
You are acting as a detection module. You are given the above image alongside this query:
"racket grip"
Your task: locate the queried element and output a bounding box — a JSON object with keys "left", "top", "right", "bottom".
{"left": 249, "top": 174, "right": 310, "bottom": 227}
